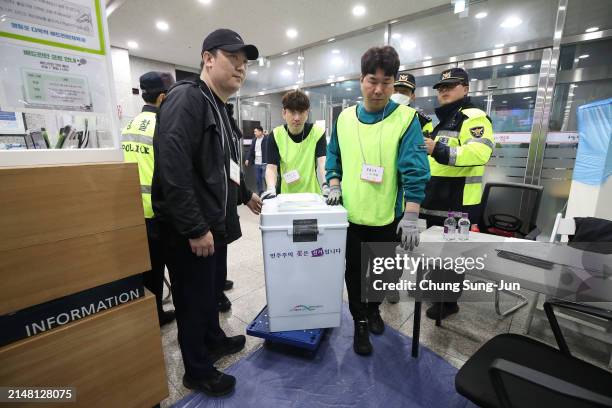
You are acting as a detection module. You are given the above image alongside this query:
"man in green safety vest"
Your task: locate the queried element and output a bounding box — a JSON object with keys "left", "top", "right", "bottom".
{"left": 326, "top": 46, "right": 431, "bottom": 355}
{"left": 261, "top": 89, "right": 328, "bottom": 199}
{"left": 121, "top": 71, "right": 176, "bottom": 326}
{"left": 391, "top": 72, "right": 434, "bottom": 135}
{"left": 421, "top": 67, "right": 495, "bottom": 321}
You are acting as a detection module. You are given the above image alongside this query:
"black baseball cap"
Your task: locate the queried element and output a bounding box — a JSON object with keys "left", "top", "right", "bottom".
{"left": 139, "top": 71, "right": 175, "bottom": 93}
{"left": 394, "top": 73, "right": 416, "bottom": 90}
{"left": 433, "top": 68, "right": 469, "bottom": 89}
{"left": 201, "top": 28, "right": 259, "bottom": 60}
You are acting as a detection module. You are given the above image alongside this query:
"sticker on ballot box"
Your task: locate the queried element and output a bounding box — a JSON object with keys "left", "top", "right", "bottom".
{"left": 360, "top": 164, "right": 384, "bottom": 183}
{"left": 282, "top": 169, "right": 301, "bottom": 184}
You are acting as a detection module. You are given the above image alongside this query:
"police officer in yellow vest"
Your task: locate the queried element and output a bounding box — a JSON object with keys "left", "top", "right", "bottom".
{"left": 391, "top": 72, "right": 434, "bottom": 135}
{"left": 121, "top": 71, "right": 176, "bottom": 326}
{"left": 326, "top": 46, "right": 430, "bottom": 355}
{"left": 421, "top": 67, "right": 495, "bottom": 321}
{"left": 261, "top": 90, "right": 328, "bottom": 199}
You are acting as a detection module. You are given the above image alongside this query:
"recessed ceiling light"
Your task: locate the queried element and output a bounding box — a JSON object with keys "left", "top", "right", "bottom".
{"left": 500, "top": 16, "right": 522, "bottom": 28}
{"left": 391, "top": 33, "right": 402, "bottom": 39}
{"left": 521, "top": 64, "right": 532, "bottom": 69}
{"left": 198, "top": 0, "right": 212, "bottom": 4}
{"left": 127, "top": 41, "right": 138, "bottom": 49}
{"left": 346, "top": 88, "right": 352, "bottom": 91}
{"left": 281, "top": 69, "right": 291, "bottom": 76}
{"left": 585, "top": 27, "right": 599, "bottom": 33}
{"left": 523, "top": 96, "right": 532, "bottom": 100}
{"left": 331, "top": 49, "right": 340, "bottom": 54}
{"left": 578, "top": 54, "right": 589, "bottom": 59}
{"left": 328, "top": 38, "right": 335, "bottom": 42}
{"left": 475, "top": 12, "right": 488, "bottom": 19}
{"left": 156, "top": 21, "right": 169, "bottom": 31}
{"left": 281, "top": 51, "right": 289, "bottom": 55}
{"left": 495, "top": 43, "right": 505, "bottom": 48}
{"left": 352, "top": 5, "right": 366, "bottom": 16}
{"left": 287, "top": 61, "right": 295, "bottom": 65}
{"left": 250, "top": 70, "right": 258, "bottom": 75}
{"left": 286, "top": 28, "right": 298, "bottom": 39}
{"left": 424, "top": 55, "right": 432, "bottom": 60}
{"left": 505, "top": 64, "right": 513, "bottom": 68}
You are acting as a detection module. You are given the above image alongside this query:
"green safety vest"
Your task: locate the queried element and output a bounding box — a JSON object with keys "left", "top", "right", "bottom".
{"left": 427, "top": 107, "right": 495, "bottom": 210}
{"left": 274, "top": 124, "right": 325, "bottom": 194}
{"left": 121, "top": 110, "right": 156, "bottom": 218}
{"left": 336, "top": 104, "right": 416, "bottom": 226}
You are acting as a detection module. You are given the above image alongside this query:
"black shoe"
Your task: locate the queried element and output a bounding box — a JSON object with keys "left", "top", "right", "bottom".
{"left": 217, "top": 293, "right": 232, "bottom": 312}
{"left": 386, "top": 290, "right": 400, "bottom": 304}
{"left": 426, "top": 302, "right": 459, "bottom": 321}
{"left": 182, "top": 370, "right": 236, "bottom": 397}
{"left": 208, "top": 335, "right": 246, "bottom": 363}
{"left": 224, "top": 280, "right": 234, "bottom": 291}
{"left": 353, "top": 320, "right": 372, "bottom": 355}
{"left": 159, "top": 310, "right": 176, "bottom": 327}
{"left": 367, "top": 310, "right": 385, "bottom": 335}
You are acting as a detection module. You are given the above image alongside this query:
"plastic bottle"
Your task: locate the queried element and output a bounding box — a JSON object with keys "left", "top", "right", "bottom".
{"left": 458, "top": 212, "right": 471, "bottom": 240}
{"left": 443, "top": 212, "right": 456, "bottom": 240}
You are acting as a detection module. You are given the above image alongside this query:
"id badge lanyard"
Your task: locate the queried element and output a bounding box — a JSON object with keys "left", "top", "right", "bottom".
{"left": 282, "top": 127, "right": 305, "bottom": 185}
{"left": 357, "top": 102, "right": 386, "bottom": 184}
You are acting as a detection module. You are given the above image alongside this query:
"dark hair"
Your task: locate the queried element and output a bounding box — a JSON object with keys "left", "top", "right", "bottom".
{"left": 200, "top": 48, "right": 219, "bottom": 70}
{"left": 282, "top": 89, "right": 310, "bottom": 111}
{"left": 142, "top": 91, "right": 163, "bottom": 104}
{"left": 254, "top": 125, "right": 264, "bottom": 132}
{"left": 361, "top": 46, "right": 400, "bottom": 77}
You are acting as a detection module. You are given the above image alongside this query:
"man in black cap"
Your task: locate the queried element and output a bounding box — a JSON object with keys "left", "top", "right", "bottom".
{"left": 152, "top": 28, "right": 262, "bottom": 396}
{"left": 420, "top": 67, "right": 495, "bottom": 320}
{"left": 391, "top": 72, "right": 433, "bottom": 134}
{"left": 121, "top": 71, "right": 176, "bottom": 327}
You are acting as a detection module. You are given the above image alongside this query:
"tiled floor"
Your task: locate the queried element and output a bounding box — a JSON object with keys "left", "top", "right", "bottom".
{"left": 158, "top": 206, "right": 611, "bottom": 407}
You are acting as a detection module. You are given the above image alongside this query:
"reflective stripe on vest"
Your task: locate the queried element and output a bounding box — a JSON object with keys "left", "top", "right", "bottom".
{"left": 274, "top": 124, "right": 325, "bottom": 194}
{"left": 122, "top": 111, "right": 156, "bottom": 218}
{"left": 336, "top": 104, "right": 416, "bottom": 226}
{"left": 427, "top": 107, "right": 493, "bottom": 206}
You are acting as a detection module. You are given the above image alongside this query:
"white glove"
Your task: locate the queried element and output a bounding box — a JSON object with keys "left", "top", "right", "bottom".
{"left": 396, "top": 211, "right": 420, "bottom": 251}
{"left": 321, "top": 183, "right": 330, "bottom": 198}
{"left": 326, "top": 185, "right": 342, "bottom": 205}
{"left": 260, "top": 188, "right": 277, "bottom": 201}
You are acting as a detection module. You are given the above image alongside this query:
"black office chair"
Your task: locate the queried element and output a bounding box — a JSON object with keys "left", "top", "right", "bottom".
{"left": 455, "top": 299, "right": 612, "bottom": 408}
{"left": 479, "top": 182, "right": 544, "bottom": 240}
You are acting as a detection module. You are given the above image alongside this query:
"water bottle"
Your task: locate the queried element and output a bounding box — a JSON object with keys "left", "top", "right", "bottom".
{"left": 458, "top": 212, "right": 471, "bottom": 240}
{"left": 443, "top": 212, "right": 456, "bottom": 240}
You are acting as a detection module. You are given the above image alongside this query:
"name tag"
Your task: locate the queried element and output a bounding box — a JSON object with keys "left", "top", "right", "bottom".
{"left": 361, "top": 164, "right": 384, "bottom": 184}
{"left": 229, "top": 160, "right": 240, "bottom": 185}
{"left": 282, "top": 170, "right": 301, "bottom": 184}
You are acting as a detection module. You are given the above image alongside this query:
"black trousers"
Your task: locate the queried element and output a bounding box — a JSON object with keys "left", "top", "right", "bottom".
{"left": 161, "top": 226, "right": 226, "bottom": 379}
{"left": 144, "top": 219, "right": 166, "bottom": 318}
{"left": 215, "top": 243, "right": 228, "bottom": 300}
{"left": 345, "top": 219, "right": 399, "bottom": 320}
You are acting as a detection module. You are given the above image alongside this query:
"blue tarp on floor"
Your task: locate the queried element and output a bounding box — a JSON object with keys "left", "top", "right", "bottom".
{"left": 173, "top": 305, "right": 473, "bottom": 408}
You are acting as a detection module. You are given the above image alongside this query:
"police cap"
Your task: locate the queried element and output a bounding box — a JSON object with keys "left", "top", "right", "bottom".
{"left": 394, "top": 72, "right": 416, "bottom": 90}
{"left": 139, "top": 71, "right": 175, "bottom": 94}
{"left": 433, "top": 68, "right": 469, "bottom": 89}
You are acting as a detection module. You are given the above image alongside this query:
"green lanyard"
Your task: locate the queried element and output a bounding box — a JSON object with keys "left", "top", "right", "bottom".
{"left": 356, "top": 102, "right": 387, "bottom": 167}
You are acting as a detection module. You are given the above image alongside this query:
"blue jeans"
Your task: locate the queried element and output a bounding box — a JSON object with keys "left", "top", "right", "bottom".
{"left": 255, "top": 163, "right": 266, "bottom": 195}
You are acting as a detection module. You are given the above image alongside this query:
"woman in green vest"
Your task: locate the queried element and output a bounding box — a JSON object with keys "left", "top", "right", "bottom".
{"left": 326, "top": 46, "right": 431, "bottom": 356}
{"left": 261, "top": 90, "right": 328, "bottom": 199}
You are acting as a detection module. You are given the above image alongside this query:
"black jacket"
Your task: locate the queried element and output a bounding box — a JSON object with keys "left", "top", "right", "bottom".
{"left": 152, "top": 79, "right": 246, "bottom": 244}
{"left": 246, "top": 135, "right": 269, "bottom": 164}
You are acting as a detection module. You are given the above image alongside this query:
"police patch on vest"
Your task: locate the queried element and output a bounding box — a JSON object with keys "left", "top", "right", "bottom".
{"left": 470, "top": 127, "right": 485, "bottom": 138}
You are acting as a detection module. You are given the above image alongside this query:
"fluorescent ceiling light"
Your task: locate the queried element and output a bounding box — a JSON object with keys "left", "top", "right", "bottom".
{"left": 281, "top": 51, "right": 289, "bottom": 55}
{"left": 127, "top": 41, "right": 138, "bottom": 49}
{"left": 352, "top": 5, "right": 366, "bottom": 16}
{"left": 198, "top": 0, "right": 212, "bottom": 4}
{"left": 585, "top": 27, "right": 599, "bottom": 33}
{"left": 328, "top": 38, "right": 335, "bottom": 42}
{"left": 156, "top": 21, "right": 169, "bottom": 31}
{"left": 346, "top": 88, "right": 352, "bottom": 91}
{"left": 500, "top": 16, "right": 522, "bottom": 28}
{"left": 286, "top": 28, "right": 298, "bottom": 39}
{"left": 578, "top": 54, "right": 589, "bottom": 59}
{"left": 287, "top": 61, "right": 295, "bottom": 65}
{"left": 505, "top": 65, "right": 513, "bottom": 68}
{"left": 521, "top": 64, "right": 532, "bottom": 69}
{"left": 502, "top": 100, "right": 507, "bottom": 103}
{"left": 523, "top": 96, "right": 532, "bottom": 99}
{"left": 331, "top": 49, "right": 340, "bottom": 54}
{"left": 475, "top": 12, "right": 488, "bottom": 19}
{"left": 471, "top": 78, "right": 477, "bottom": 81}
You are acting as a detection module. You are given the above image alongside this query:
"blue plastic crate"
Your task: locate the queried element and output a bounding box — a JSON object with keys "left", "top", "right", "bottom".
{"left": 246, "top": 306, "right": 325, "bottom": 351}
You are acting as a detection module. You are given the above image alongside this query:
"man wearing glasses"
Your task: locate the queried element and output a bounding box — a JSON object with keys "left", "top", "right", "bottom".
{"left": 420, "top": 67, "right": 495, "bottom": 320}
